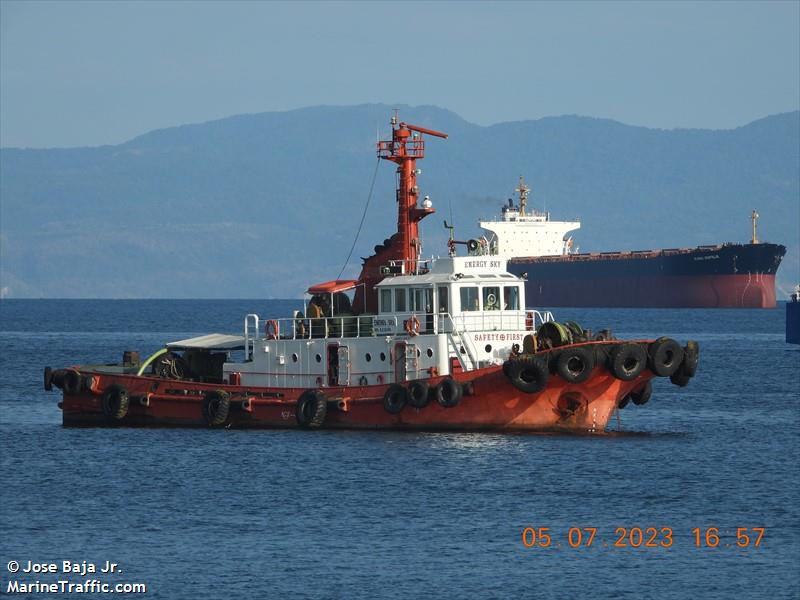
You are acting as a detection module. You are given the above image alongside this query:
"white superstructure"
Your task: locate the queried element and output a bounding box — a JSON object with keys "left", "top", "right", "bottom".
{"left": 479, "top": 176, "right": 580, "bottom": 258}
{"left": 208, "top": 255, "right": 553, "bottom": 390}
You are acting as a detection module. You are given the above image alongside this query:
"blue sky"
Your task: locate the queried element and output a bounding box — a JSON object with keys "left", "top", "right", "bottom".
{"left": 1, "top": 0, "right": 798, "bottom": 148}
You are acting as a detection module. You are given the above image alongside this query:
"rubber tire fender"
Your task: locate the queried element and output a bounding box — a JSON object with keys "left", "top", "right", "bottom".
{"left": 408, "top": 380, "right": 430, "bottom": 409}
{"left": 508, "top": 356, "right": 549, "bottom": 394}
{"left": 609, "top": 344, "right": 647, "bottom": 381}
{"left": 44, "top": 367, "right": 53, "bottom": 391}
{"left": 203, "top": 390, "right": 231, "bottom": 426}
{"left": 102, "top": 384, "right": 130, "bottom": 420}
{"left": 63, "top": 369, "right": 82, "bottom": 395}
{"left": 296, "top": 389, "right": 327, "bottom": 428}
{"left": 555, "top": 346, "right": 595, "bottom": 384}
{"left": 383, "top": 384, "right": 408, "bottom": 414}
{"left": 630, "top": 381, "right": 653, "bottom": 405}
{"left": 648, "top": 337, "right": 684, "bottom": 377}
{"left": 670, "top": 371, "right": 692, "bottom": 387}
{"left": 435, "top": 378, "right": 462, "bottom": 408}
{"left": 681, "top": 340, "right": 699, "bottom": 378}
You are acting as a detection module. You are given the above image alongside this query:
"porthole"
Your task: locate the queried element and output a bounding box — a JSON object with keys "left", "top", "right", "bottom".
{"left": 485, "top": 344, "right": 492, "bottom": 353}
{"left": 416, "top": 349, "right": 421, "bottom": 357}
{"left": 460, "top": 346, "right": 466, "bottom": 354}
{"left": 366, "top": 353, "right": 372, "bottom": 362}
{"left": 426, "top": 348, "right": 433, "bottom": 358}
{"left": 315, "top": 353, "right": 322, "bottom": 363}
{"left": 380, "top": 352, "right": 386, "bottom": 362}
{"left": 292, "top": 353, "right": 299, "bottom": 363}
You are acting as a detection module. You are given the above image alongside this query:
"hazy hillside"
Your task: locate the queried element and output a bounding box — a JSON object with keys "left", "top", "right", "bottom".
{"left": 1, "top": 104, "right": 798, "bottom": 298}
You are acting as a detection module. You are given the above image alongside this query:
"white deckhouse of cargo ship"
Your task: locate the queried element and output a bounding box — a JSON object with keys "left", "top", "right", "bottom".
{"left": 478, "top": 177, "right": 580, "bottom": 258}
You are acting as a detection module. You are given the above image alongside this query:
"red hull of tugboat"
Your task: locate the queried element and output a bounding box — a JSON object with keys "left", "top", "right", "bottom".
{"left": 59, "top": 355, "right": 653, "bottom": 433}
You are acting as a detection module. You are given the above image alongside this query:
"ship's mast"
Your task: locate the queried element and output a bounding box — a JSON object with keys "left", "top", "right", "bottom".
{"left": 751, "top": 209, "right": 759, "bottom": 244}
{"left": 377, "top": 114, "right": 448, "bottom": 271}
{"left": 515, "top": 176, "right": 530, "bottom": 216}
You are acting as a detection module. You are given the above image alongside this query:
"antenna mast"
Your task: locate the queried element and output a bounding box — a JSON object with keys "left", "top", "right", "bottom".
{"left": 377, "top": 116, "right": 448, "bottom": 270}
{"left": 751, "top": 209, "right": 759, "bottom": 244}
{"left": 515, "top": 176, "right": 530, "bottom": 216}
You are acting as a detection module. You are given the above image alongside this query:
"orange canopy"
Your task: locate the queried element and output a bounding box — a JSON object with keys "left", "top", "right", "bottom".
{"left": 306, "top": 280, "right": 359, "bottom": 295}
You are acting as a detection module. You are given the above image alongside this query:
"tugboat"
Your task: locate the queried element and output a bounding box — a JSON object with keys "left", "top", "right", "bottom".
{"left": 44, "top": 114, "right": 699, "bottom": 432}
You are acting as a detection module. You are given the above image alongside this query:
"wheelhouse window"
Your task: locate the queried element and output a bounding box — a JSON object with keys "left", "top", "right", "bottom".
{"left": 503, "top": 285, "right": 520, "bottom": 310}
{"left": 438, "top": 286, "right": 449, "bottom": 313}
{"left": 460, "top": 286, "right": 479, "bottom": 311}
{"left": 380, "top": 289, "right": 392, "bottom": 313}
{"left": 409, "top": 288, "right": 433, "bottom": 313}
{"left": 483, "top": 286, "right": 500, "bottom": 310}
{"left": 395, "top": 288, "right": 407, "bottom": 312}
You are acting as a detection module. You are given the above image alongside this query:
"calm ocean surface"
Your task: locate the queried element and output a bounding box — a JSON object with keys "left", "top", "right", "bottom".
{"left": 1, "top": 300, "right": 798, "bottom": 599}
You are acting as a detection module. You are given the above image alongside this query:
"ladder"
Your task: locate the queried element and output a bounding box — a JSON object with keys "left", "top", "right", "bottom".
{"left": 448, "top": 329, "right": 477, "bottom": 372}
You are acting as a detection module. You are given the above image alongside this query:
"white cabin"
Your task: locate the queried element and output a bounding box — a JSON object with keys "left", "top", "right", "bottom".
{"left": 189, "top": 256, "right": 552, "bottom": 390}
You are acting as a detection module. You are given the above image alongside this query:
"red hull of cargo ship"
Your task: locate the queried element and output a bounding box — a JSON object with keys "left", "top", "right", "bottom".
{"left": 508, "top": 242, "right": 786, "bottom": 308}
{"left": 522, "top": 273, "right": 778, "bottom": 308}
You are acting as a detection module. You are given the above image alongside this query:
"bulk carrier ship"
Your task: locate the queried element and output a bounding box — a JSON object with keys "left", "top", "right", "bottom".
{"left": 475, "top": 178, "right": 786, "bottom": 308}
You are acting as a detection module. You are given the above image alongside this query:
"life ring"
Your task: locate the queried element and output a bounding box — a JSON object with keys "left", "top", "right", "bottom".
{"left": 555, "top": 346, "right": 595, "bottom": 384}
{"left": 296, "top": 389, "right": 327, "bottom": 428}
{"left": 647, "top": 337, "right": 684, "bottom": 377}
{"left": 405, "top": 315, "right": 420, "bottom": 337}
{"left": 383, "top": 384, "right": 408, "bottom": 414}
{"left": 435, "top": 377, "right": 462, "bottom": 407}
{"left": 408, "top": 380, "right": 430, "bottom": 409}
{"left": 507, "top": 356, "right": 549, "bottom": 394}
{"left": 609, "top": 344, "right": 647, "bottom": 381}
{"left": 265, "top": 320, "right": 280, "bottom": 340}
{"left": 202, "top": 390, "right": 231, "bottom": 426}
{"left": 102, "top": 384, "right": 129, "bottom": 420}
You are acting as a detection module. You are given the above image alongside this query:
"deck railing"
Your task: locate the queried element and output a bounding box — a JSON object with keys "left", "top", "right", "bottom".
{"left": 244, "top": 309, "right": 554, "bottom": 352}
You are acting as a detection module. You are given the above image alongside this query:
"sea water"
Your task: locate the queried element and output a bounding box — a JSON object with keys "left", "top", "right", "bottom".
{"left": 1, "top": 300, "right": 798, "bottom": 599}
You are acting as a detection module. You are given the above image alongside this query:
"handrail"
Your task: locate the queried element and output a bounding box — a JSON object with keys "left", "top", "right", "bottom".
{"left": 242, "top": 308, "right": 554, "bottom": 342}
{"left": 244, "top": 314, "right": 260, "bottom": 360}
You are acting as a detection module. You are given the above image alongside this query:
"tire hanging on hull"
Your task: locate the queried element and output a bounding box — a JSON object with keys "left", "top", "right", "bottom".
{"left": 296, "top": 390, "right": 328, "bottom": 428}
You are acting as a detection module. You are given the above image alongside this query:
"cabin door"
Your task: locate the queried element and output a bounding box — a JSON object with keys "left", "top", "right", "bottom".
{"left": 327, "top": 344, "right": 350, "bottom": 386}
{"left": 393, "top": 342, "right": 417, "bottom": 383}
{"left": 336, "top": 346, "right": 350, "bottom": 386}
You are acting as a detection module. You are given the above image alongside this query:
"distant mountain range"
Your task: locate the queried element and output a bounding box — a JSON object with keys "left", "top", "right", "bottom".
{"left": 1, "top": 104, "right": 798, "bottom": 299}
